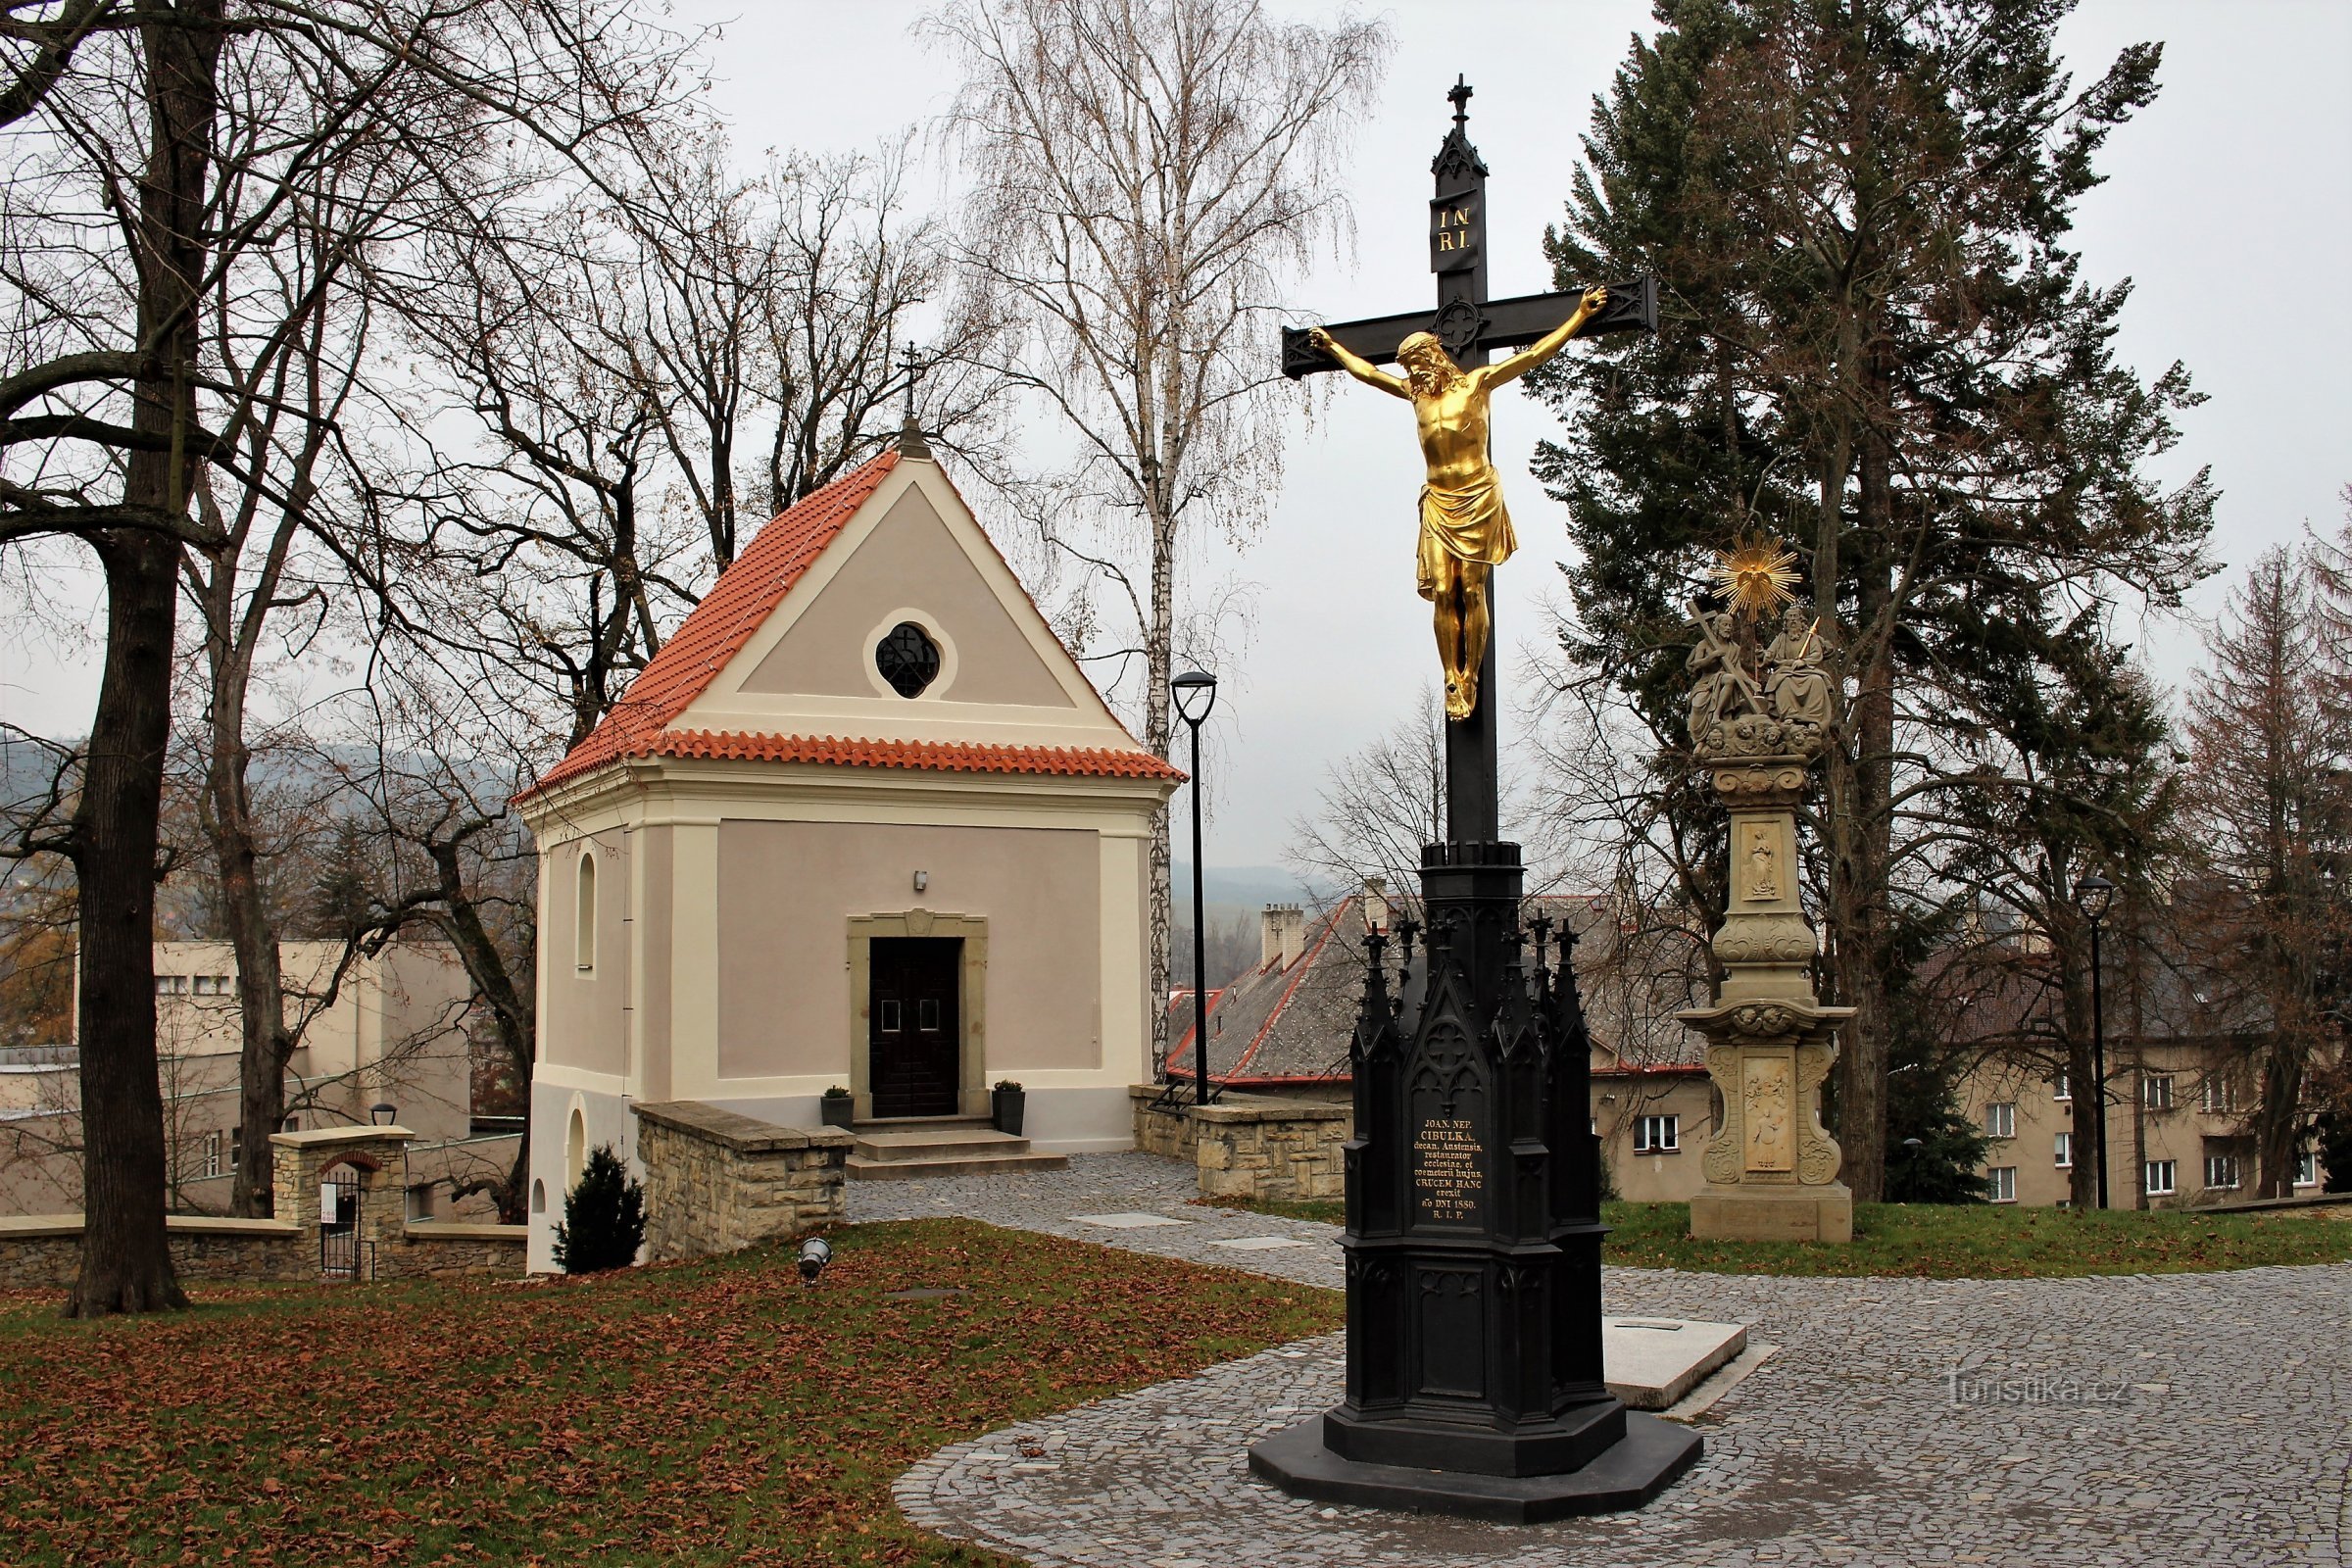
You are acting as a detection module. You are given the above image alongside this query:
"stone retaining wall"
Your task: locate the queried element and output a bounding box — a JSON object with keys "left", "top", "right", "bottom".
{"left": 1129, "top": 1087, "right": 1351, "bottom": 1201}
{"left": 0, "top": 1215, "right": 309, "bottom": 1289}
{"left": 634, "top": 1101, "right": 854, "bottom": 1262}
{"left": 0, "top": 1126, "right": 528, "bottom": 1289}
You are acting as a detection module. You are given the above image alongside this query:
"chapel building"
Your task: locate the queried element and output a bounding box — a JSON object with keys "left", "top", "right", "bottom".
{"left": 514, "top": 428, "right": 1179, "bottom": 1269}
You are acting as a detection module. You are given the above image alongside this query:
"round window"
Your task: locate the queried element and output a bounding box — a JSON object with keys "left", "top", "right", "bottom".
{"left": 874, "top": 620, "right": 942, "bottom": 698}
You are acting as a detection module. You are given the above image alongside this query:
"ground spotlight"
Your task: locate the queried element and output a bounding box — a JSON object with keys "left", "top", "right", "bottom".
{"left": 798, "top": 1236, "right": 832, "bottom": 1285}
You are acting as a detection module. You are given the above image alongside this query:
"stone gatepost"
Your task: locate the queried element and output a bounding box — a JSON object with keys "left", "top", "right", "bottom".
{"left": 270, "top": 1124, "right": 416, "bottom": 1268}
{"left": 1678, "top": 595, "right": 1853, "bottom": 1243}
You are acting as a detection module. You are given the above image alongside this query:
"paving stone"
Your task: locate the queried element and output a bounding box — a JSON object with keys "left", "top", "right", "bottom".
{"left": 859, "top": 1152, "right": 2349, "bottom": 1566}
{"left": 1209, "top": 1236, "right": 1313, "bottom": 1251}
{"left": 1070, "top": 1211, "right": 1192, "bottom": 1229}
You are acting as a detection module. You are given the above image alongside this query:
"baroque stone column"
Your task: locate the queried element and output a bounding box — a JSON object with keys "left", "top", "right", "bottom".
{"left": 1678, "top": 603, "right": 1853, "bottom": 1243}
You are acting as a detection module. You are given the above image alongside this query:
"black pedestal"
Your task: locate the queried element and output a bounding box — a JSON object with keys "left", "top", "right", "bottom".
{"left": 1250, "top": 1409, "right": 1701, "bottom": 1525}
{"left": 1246, "top": 838, "right": 1699, "bottom": 1520}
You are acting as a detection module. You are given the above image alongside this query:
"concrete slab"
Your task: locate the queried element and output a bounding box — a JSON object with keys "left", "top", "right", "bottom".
{"left": 1071, "top": 1212, "right": 1189, "bottom": 1229}
{"left": 1601, "top": 1317, "right": 1748, "bottom": 1411}
{"left": 1210, "top": 1236, "right": 1312, "bottom": 1251}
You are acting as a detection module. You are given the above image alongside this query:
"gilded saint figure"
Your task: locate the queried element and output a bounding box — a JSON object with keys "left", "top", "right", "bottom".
{"left": 1310, "top": 284, "right": 1610, "bottom": 719}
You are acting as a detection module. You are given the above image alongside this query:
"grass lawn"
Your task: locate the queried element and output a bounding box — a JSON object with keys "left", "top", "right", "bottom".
{"left": 0, "top": 1218, "right": 1339, "bottom": 1566}
{"left": 1198, "top": 1195, "right": 2352, "bottom": 1278}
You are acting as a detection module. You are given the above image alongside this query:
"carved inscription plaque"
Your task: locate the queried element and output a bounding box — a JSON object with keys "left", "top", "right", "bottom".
{"left": 1411, "top": 1114, "right": 1486, "bottom": 1228}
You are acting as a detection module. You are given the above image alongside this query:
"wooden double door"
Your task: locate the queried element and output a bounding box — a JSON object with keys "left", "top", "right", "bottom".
{"left": 868, "top": 937, "right": 962, "bottom": 1118}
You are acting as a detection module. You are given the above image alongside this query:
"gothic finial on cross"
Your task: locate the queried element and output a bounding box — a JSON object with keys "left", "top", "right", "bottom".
{"left": 1447, "top": 75, "right": 1472, "bottom": 125}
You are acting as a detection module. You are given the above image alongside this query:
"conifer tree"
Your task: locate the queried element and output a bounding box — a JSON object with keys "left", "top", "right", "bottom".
{"left": 1532, "top": 0, "right": 2214, "bottom": 1198}
{"left": 553, "top": 1145, "right": 646, "bottom": 1274}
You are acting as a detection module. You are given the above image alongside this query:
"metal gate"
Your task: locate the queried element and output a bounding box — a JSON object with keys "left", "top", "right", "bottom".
{"left": 318, "top": 1179, "right": 372, "bottom": 1281}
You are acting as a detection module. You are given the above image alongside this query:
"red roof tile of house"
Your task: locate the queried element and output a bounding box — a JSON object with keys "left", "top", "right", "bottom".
{"left": 516, "top": 448, "right": 1177, "bottom": 802}
{"left": 521, "top": 453, "right": 900, "bottom": 801}
{"left": 615, "top": 730, "right": 1182, "bottom": 780}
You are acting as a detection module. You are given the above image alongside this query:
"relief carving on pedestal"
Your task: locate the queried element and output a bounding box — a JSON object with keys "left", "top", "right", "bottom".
{"left": 1741, "top": 820, "right": 1781, "bottom": 902}
{"left": 1793, "top": 1040, "right": 1843, "bottom": 1186}
{"left": 1741, "top": 1054, "right": 1794, "bottom": 1173}
{"left": 1701, "top": 1045, "right": 1741, "bottom": 1185}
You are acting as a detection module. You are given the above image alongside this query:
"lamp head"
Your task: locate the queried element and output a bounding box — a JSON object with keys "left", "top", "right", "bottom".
{"left": 2076, "top": 872, "right": 2116, "bottom": 925}
{"left": 1170, "top": 668, "right": 1218, "bottom": 726}
{"left": 369, "top": 1102, "right": 397, "bottom": 1127}
{"left": 797, "top": 1235, "right": 832, "bottom": 1285}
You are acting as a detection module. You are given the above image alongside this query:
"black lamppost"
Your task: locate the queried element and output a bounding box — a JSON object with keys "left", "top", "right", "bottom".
{"left": 2076, "top": 872, "right": 2116, "bottom": 1210}
{"left": 1171, "top": 669, "right": 1219, "bottom": 1105}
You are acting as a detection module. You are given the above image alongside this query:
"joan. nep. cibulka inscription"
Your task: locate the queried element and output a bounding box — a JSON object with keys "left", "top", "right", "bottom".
{"left": 1412, "top": 1115, "right": 1486, "bottom": 1226}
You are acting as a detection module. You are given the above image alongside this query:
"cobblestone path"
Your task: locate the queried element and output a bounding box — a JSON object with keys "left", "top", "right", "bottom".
{"left": 858, "top": 1153, "right": 2350, "bottom": 1567}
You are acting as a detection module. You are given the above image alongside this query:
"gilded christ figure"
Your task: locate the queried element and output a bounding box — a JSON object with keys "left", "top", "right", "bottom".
{"left": 1310, "top": 284, "right": 1609, "bottom": 719}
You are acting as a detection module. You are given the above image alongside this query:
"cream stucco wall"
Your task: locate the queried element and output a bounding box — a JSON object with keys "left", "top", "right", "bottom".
{"left": 713, "top": 818, "right": 1102, "bottom": 1082}
{"left": 744, "top": 486, "right": 1074, "bottom": 710}
{"left": 1598, "top": 1073, "right": 1715, "bottom": 1203}
{"left": 539, "top": 828, "right": 630, "bottom": 1077}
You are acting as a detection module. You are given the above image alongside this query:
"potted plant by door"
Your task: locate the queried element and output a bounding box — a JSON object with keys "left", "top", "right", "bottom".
{"left": 991, "top": 1080, "right": 1026, "bottom": 1137}
{"left": 820, "top": 1085, "right": 854, "bottom": 1128}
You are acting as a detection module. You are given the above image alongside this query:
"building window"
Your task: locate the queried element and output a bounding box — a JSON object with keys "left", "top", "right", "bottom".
{"left": 2203, "top": 1153, "right": 2240, "bottom": 1191}
{"left": 2141, "top": 1073, "right": 2174, "bottom": 1111}
{"left": 874, "top": 620, "right": 943, "bottom": 698}
{"left": 575, "top": 851, "right": 597, "bottom": 972}
{"left": 2299, "top": 1150, "right": 2321, "bottom": 1188}
{"left": 201, "top": 1131, "right": 221, "bottom": 1180}
{"left": 2199, "top": 1076, "right": 2236, "bottom": 1114}
{"left": 1987, "top": 1166, "right": 2017, "bottom": 1202}
{"left": 1635, "top": 1114, "right": 1680, "bottom": 1153}
{"left": 2145, "top": 1158, "right": 2177, "bottom": 1197}
{"left": 229, "top": 1124, "right": 241, "bottom": 1172}
{"left": 1984, "top": 1102, "right": 2016, "bottom": 1139}
{"left": 2054, "top": 1132, "right": 2072, "bottom": 1168}
{"left": 2052, "top": 1071, "right": 2070, "bottom": 1102}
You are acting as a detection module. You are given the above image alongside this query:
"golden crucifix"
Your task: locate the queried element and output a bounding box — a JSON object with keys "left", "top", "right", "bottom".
{"left": 1308, "top": 283, "right": 1608, "bottom": 720}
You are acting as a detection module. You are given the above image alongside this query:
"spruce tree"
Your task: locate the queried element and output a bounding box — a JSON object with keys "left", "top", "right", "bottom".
{"left": 553, "top": 1145, "right": 646, "bottom": 1274}
{"left": 1532, "top": 0, "right": 2215, "bottom": 1199}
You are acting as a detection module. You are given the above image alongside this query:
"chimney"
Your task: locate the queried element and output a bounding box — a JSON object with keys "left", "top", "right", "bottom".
{"left": 1261, "top": 904, "right": 1306, "bottom": 970}
{"left": 1261, "top": 904, "right": 1308, "bottom": 970}
{"left": 1363, "top": 877, "right": 1390, "bottom": 936}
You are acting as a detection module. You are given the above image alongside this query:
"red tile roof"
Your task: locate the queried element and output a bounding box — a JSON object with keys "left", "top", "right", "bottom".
{"left": 522, "top": 453, "right": 900, "bottom": 801}
{"left": 611, "top": 730, "right": 1183, "bottom": 780}
{"left": 516, "top": 449, "right": 1177, "bottom": 801}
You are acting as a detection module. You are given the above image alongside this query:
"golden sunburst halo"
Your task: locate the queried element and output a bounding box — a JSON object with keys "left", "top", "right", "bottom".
{"left": 1709, "top": 536, "right": 1800, "bottom": 620}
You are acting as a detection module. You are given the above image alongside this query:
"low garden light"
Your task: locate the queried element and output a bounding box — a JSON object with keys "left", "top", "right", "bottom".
{"left": 369, "top": 1102, "right": 398, "bottom": 1127}
{"left": 798, "top": 1236, "right": 832, "bottom": 1286}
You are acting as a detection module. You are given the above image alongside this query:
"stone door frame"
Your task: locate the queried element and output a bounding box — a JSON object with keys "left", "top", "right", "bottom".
{"left": 847, "top": 910, "right": 988, "bottom": 1120}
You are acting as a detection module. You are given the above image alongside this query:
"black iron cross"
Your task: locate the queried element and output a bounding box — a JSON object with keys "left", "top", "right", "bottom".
{"left": 1280, "top": 88, "right": 1656, "bottom": 380}
{"left": 1278, "top": 82, "right": 1658, "bottom": 846}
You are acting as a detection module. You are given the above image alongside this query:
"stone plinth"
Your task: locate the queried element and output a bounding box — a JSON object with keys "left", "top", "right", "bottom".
{"left": 1130, "top": 1088, "right": 1349, "bottom": 1201}
{"left": 633, "top": 1101, "right": 852, "bottom": 1262}
{"left": 1678, "top": 739, "right": 1852, "bottom": 1243}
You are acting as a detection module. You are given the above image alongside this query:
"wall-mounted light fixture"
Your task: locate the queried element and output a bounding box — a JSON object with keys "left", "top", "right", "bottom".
{"left": 912, "top": 870, "right": 929, "bottom": 893}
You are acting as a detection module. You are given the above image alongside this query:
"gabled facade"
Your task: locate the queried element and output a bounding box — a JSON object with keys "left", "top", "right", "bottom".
{"left": 514, "top": 436, "right": 1180, "bottom": 1269}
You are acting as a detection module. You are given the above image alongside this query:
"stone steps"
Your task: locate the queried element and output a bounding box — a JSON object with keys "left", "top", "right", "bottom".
{"left": 847, "top": 1120, "right": 1068, "bottom": 1182}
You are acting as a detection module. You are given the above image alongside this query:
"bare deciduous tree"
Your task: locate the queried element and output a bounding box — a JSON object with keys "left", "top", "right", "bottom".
{"left": 928, "top": 0, "right": 1389, "bottom": 1073}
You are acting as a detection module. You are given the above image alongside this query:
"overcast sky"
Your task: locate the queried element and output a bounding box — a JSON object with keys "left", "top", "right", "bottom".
{"left": 6, "top": 0, "right": 2346, "bottom": 875}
